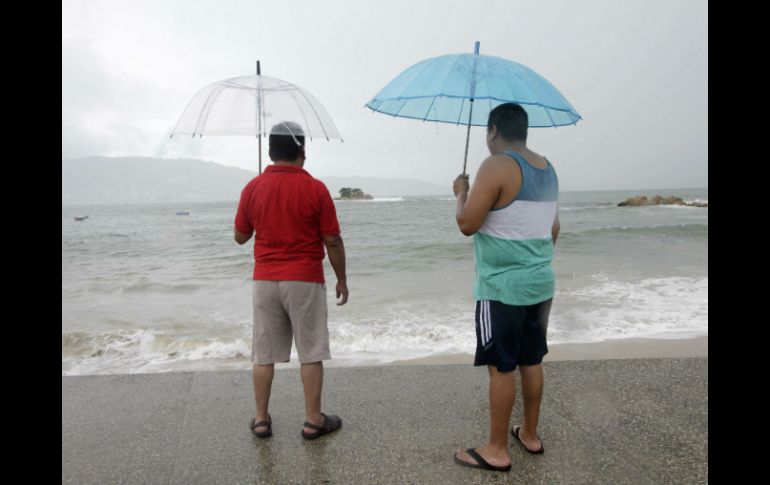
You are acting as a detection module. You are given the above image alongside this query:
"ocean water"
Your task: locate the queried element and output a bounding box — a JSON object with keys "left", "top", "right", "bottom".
{"left": 62, "top": 188, "right": 707, "bottom": 375}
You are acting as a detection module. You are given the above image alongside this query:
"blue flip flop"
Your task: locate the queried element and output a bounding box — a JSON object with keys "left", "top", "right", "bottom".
{"left": 511, "top": 425, "right": 544, "bottom": 454}
{"left": 454, "top": 448, "right": 511, "bottom": 472}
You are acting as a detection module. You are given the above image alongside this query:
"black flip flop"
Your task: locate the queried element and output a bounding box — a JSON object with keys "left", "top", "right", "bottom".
{"left": 511, "top": 425, "right": 544, "bottom": 454}
{"left": 454, "top": 448, "right": 511, "bottom": 472}
{"left": 250, "top": 414, "right": 272, "bottom": 438}
{"left": 301, "top": 413, "right": 342, "bottom": 440}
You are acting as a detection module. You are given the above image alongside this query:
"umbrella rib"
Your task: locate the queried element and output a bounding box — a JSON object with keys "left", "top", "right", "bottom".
{"left": 370, "top": 92, "right": 578, "bottom": 118}
{"left": 284, "top": 87, "right": 315, "bottom": 141}
{"left": 292, "top": 87, "right": 331, "bottom": 141}
{"left": 456, "top": 98, "right": 466, "bottom": 125}
{"left": 424, "top": 54, "right": 467, "bottom": 122}
{"left": 171, "top": 84, "right": 211, "bottom": 137}
{"left": 504, "top": 67, "right": 533, "bottom": 113}
{"left": 391, "top": 98, "right": 411, "bottom": 118}
{"left": 476, "top": 56, "right": 492, "bottom": 125}
{"left": 465, "top": 53, "right": 483, "bottom": 126}
{"left": 375, "top": 55, "right": 447, "bottom": 118}
{"left": 422, "top": 96, "right": 438, "bottom": 122}
{"left": 361, "top": 110, "right": 572, "bottom": 128}
{"left": 397, "top": 55, "right": 446, "bottom": 99}
{"left": 478, "top": 57, "right": 494, "bottom": 127}
{"left": 194, "top": 85, "right": 227, "bottom": 136}
{"left": 544, "top": 106, "right": 557, "bottom": 127}
{"left": 221, "top": 81, "right": 255, "bottom": 91}
{"left": 396, "top": 93, "right": 580, "bottom": 115}
{"left": 502, "top": 67, "right": 562, "bottom": 125}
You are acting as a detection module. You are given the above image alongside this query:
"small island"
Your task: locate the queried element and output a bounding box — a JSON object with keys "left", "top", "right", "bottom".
{"left": 335, "top": 187, "right": 373, "bottom": 200}
{"left": 618, "top": 195, "right": 708, "bottom": 208}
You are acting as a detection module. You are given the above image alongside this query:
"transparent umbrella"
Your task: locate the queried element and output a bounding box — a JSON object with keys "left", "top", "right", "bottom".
{"left": 171, "top": 62, "right": 342, "bottom": 173}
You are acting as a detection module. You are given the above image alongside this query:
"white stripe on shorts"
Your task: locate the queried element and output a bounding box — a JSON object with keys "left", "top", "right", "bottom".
{"left": 481, "top": 300, "right": 490, "bottom": 345}
{"left": 479, "top": 301, "right": 485, "bottom": 345}
{"left": 481, "top": 300, "right": 487, "bottom": 345}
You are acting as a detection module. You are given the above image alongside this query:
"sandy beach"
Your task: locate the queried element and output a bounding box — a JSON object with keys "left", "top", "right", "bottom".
{"left": 63, "top": 351, "right": 707, "bottom": 484}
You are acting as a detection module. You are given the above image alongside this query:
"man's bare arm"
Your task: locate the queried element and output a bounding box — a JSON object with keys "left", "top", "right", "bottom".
{"left": 323, "top": 234, "right": 348, "bottom": 305}
{"left": 454, "top": 157, "right": 504, "bottom": 236}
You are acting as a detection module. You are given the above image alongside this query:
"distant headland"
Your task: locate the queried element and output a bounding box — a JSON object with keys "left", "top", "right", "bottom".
{"left": 335, "top": 187, "right": 373, "bottom": 200}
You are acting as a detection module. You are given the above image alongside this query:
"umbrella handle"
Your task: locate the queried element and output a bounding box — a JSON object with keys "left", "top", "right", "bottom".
{"left": 462, "top": 99, "right": 475, "bottom": 176}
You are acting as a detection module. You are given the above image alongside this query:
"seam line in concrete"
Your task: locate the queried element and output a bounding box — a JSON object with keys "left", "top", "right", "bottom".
{"left": 168, "top": 373, "right": 195, "bottom": 485}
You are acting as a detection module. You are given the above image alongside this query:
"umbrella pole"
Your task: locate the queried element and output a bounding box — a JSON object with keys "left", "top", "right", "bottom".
{"left": 462, "top": 99, "right": 474, "bottom": 176}
{"left": 257, "top": 60, "right": 262, "bottom": 174}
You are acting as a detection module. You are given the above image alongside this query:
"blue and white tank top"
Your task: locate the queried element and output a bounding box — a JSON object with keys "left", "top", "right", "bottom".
{"left": 472, "top": 150, "right": 559, "bottom": 306}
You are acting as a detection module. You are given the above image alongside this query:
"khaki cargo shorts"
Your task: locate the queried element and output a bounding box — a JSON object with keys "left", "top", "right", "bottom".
{"left": 251, "top": 280, "right": 330, "bottom": 364}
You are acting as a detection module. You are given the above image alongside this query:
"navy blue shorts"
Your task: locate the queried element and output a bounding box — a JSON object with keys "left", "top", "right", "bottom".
{"left": 474, "top": 299, "right": 552, "bottom": 372}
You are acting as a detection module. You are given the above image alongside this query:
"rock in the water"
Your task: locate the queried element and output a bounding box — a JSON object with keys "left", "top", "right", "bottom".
{"left": 618, "top": 195, "right": 706, "bottom": 207}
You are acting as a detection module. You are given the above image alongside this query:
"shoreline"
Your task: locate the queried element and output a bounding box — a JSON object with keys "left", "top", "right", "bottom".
{"left": 389, "top": 335, "right": 708, "bottom": 366}
{"left": 62, "top": 335, "right": 708, "bottom": 376}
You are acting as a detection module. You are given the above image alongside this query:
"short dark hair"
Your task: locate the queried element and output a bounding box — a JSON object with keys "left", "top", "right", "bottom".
{"left": 487, "top": 103, "right": 528, "bottom": 142}
{"left": 268, "top": 122, "right": 305, "bottom": 161}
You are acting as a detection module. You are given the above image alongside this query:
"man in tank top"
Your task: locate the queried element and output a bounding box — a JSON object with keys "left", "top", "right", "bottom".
{"left": 453, "top": 103, "right": 560, "bottom": 472}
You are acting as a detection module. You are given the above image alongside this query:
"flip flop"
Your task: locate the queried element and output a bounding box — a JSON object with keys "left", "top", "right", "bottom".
{"left": 250, "top": 414, "right": 272, "bottom": 438}
{"left": 454, "top": 448, "right": 511, "bottom": 472}
{"left": 511, "top": 425, "right": 544, "bottom": 454}
{"left": 301, "top": 413, "right": 342, "bottom": 440}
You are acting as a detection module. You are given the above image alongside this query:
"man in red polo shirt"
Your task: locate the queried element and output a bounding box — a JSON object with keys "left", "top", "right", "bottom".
{"left": 234, "top": 122, "right": 348, "bottom": 440}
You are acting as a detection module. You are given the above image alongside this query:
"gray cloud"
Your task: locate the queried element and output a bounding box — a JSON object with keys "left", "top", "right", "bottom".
{"left": 62, "top": 0, "right": 707, "bottom": 191}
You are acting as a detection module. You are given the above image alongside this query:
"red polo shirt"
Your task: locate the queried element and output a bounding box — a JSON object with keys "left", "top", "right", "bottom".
{"left": 234, "top": 165, "right": 340, "bottom": 282}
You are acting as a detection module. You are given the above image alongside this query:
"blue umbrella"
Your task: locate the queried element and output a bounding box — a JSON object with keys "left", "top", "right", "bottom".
{"left": 365, "top": 42, "right": 582, "bottom": 174}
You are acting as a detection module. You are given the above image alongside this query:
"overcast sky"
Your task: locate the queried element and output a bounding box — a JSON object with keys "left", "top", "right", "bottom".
{"left": 62, "top": 0, "right": 707, "bottom": 191}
